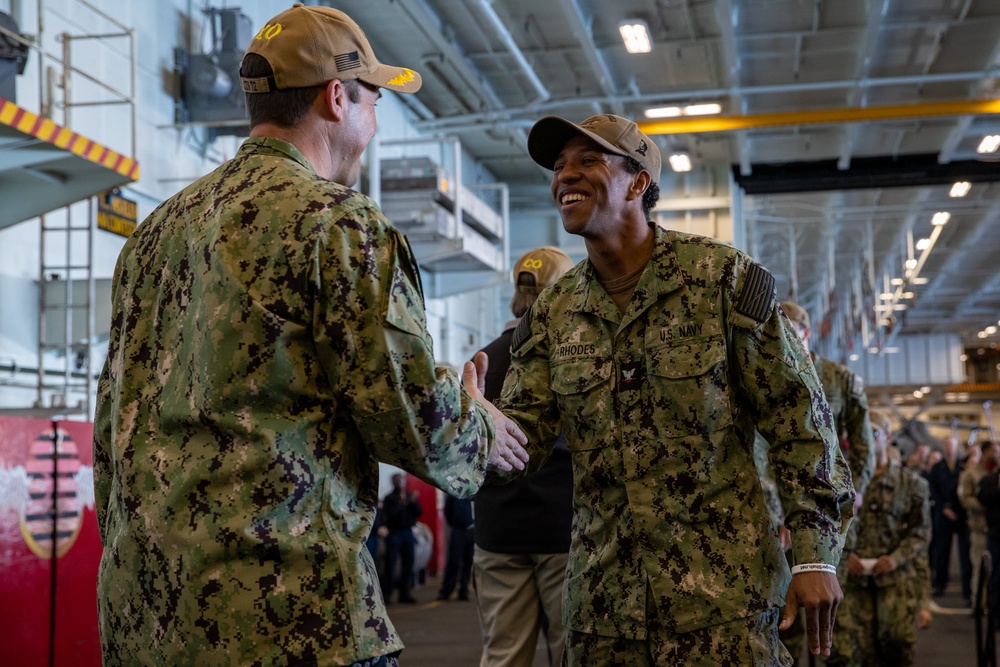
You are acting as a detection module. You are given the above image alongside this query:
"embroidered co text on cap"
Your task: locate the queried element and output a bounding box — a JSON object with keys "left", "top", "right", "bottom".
{"left": 240, "top": 3, "right": 421, "bottom": 94}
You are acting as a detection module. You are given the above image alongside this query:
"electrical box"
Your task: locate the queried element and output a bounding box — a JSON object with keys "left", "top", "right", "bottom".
{"left": 175, "top": 7, "right": 253, "bottom": 138}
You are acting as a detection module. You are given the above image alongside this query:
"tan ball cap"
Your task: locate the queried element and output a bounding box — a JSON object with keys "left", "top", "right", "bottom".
{"left": 780, "top": 300, "right": 810, "bottom": 329}
{"left": 527, "top": 114, "right": 661, "bottom": 183}
{"left": 241, "top": 3, "right": 421, "bottom": 94}
{"left": 514, "top": 246, "right": 574, "bottom": 295}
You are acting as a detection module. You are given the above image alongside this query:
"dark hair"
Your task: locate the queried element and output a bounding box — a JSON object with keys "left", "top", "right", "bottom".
{"left": 240, "top": 53, "right": 361, "bottom": 128}
{"left": 623, "top": 155, "right": 660, "bottom": 217}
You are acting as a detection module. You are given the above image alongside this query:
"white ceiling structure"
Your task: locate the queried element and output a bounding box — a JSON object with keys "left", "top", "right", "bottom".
{"left": 329, "top": 0, "right": 1000, "bottom": 356}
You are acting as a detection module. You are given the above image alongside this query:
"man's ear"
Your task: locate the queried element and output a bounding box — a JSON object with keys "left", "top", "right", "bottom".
{"left": 323, "top": 79, "right": 347, "bottom": 121}
{"left": 627, "top": 170, "right": 651, "bottom": 201}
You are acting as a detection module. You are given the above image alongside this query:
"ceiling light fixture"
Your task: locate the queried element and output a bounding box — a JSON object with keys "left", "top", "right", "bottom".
{"left": 931, "top": 211, "right": 951, "bottom": 226}
{"left": 644, "top": 103, "right": 722, "bottom": 119}
{"left": 915, "top": 238, "right": 931, "bottom": 250}
{"left": 950, "top": 181, "right": 971, "bottom": 197}
{"left": 683, "top": 103, "right": 722, "bottom": 116}
{"left": 668, "top": 150, "right": 692, "bottom": 172}
{"left": 978, "top": 135, "right": 1000, "bottom": 153}
{"left": 619, "top": 20, "right": 652, "bottom": 54}
{"left": 644, "top": 106, "right": 682, "bottom": 119}
{"left": 905, "top": 258, "right": 918, "bottom": 270}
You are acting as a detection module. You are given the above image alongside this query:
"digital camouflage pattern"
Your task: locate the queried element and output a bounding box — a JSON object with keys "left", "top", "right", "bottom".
{"left": 827, "top": 460, "right": 930, "bottom": 667}
{"left": 754, "top": 355, "right": 876, "bottom": 534}
{"left": 565, "top": 608, "right": 791, "bottom": 666}
{"left": 94, "top": 137, "right": 496, "bottom": 666}
{"left": 494, "top": 226, "right": 855, "bottom": 639}
{"left": 812, "top": 355, "right": 876, "bottom": 495}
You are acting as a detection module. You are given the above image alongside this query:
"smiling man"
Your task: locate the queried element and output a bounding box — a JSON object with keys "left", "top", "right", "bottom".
{"left": 483, "top": 113, "right": 855, "bottom": 665}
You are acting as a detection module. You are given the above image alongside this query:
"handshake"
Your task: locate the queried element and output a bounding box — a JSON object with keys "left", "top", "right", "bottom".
{"left": 462, "top": 351, "right": 530, "bottom": 473}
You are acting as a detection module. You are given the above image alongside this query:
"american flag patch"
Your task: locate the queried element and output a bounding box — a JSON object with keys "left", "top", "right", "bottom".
{"left": 335, "top": 51, "right": 361, "bottom": 72}
{"left": 734, "top": 263, "right": 775, "bottom": 324}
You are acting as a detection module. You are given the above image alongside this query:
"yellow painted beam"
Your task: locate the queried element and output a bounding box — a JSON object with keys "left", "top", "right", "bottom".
{"left": 637, "top": 98, "right": 1000, "bottom": 135}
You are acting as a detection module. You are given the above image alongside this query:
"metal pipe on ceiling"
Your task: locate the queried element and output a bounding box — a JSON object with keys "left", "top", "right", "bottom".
{"left": 557, "top": 0, "right": 618, "bottom": 109}
{"left": 413, "top": 70, "right": 996, "bottom": 133}
{"left": 471, "top": 0, "right": 549, "bottom": 106}
{"left": 639, "top": 98, "right": 1000, "bottom": 136}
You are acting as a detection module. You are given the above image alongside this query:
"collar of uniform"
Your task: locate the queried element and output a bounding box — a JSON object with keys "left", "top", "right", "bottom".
{"left": 624, "top": 225, "right": 685, "bottom": 321}
{"left": 566, "top": 225, "right": 685, "bottom": 323}
{"left": 238, "top": 136, "right": 316, "bottom": 174}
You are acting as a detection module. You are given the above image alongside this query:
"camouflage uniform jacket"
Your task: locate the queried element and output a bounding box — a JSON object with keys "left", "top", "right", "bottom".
{"left": 755, "top": 355, "right": 875, "bottom": 527}
{"left": 494, "top": 226, "right": 854, "bottom": 637}
{"left": 840, "top": 461, "right": 931, "bottom": 589}
{"left": 94, "top": 137, "right": 496, "bottom": 666}
{"left": 812, "top": 354, "right": 876, "bottom": 495}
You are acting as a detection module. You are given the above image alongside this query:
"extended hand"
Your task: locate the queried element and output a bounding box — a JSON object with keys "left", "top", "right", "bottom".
{"left": 463, "top": 353, "right": 529, "bottom": 472}
{"left": 779, "top": 571, "right": 842, "bottom": 657}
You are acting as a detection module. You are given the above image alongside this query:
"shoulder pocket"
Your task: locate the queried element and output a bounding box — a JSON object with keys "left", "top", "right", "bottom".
{"left": 384, "top": 235, "right": 427, "bottom": 337}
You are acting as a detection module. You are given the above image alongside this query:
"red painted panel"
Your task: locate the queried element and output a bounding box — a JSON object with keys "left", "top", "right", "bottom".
{"left": 408, "top": 478, "right": 445, "bottom": 575}
{"left": 53, "top": 421, "right": 101, "bottom": 666}
{"left": 0, "top": 417, "right": 58, "bottom": 667}
{"left": 0, "top": 418, "right": 101, "bottom": 667}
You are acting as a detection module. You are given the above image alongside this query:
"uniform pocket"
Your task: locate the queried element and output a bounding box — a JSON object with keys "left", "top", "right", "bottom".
{"left": 648, "top": 335, "right": 732, "bottom": 438}
{"left": 550, "top": 359, "right": 612, "bottom": 451}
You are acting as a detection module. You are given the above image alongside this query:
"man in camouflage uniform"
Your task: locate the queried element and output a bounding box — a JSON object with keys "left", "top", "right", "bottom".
{"left": 826, "top": 410, "right": 931, "bottom": 667}
{"left": 93, "top": 5, "right": 527, "bottom": 666}
{"left": 475, "top": 113, "right": 855, "bottom": 665}
{"left": 775, "top": 301, "right": 876, "bottom": 662}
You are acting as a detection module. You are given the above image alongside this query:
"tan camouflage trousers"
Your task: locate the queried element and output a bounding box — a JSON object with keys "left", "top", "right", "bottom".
{"left": 565, "top": 609, "right": 792, "bottom": 666}
{"left": 826, "top": 581, "right": 918, "bottom": 667}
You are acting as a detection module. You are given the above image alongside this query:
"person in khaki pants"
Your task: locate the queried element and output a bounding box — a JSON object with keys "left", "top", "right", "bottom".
{"left": 474, "top": 246, "right": 575, "bottom": 667}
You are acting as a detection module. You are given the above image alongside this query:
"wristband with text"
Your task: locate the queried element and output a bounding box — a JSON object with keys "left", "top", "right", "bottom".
{"left": 790, "top": 563, "right": 837, "bottom": 575}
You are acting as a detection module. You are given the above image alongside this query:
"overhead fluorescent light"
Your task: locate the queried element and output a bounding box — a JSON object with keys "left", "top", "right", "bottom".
{"left": 890, "top": 278, "right": 904, "bottom": 285}
{"left": 915, "top": 238, "right": 931, "bottom": 250}
{"left": 905, "top": 258, "right": 917, "bottom": 269}
{"left": 932, "top": 211, "right": 951, "bottom": 225}
{"left": 988, "top": 326, "right": 998, "bottom": 334}
{"left": 901, "top": 292, "right": 914, "bottom": 299}
{"left": 683, "top": 103, "right": 722, "bottom": 116}
{"left": 644, "top": 106, "right": 682, "bottom": 119}
{"left": 619, "top": 21, "right": 652, "bottom": 54}
{"left": 668, "top": 151, "right": 692, "bottom": 172}
{"left": 912, "top": 277, "right": 929, "bottom": 285}
{"left": 644, "top": 103, "right": 722, "bottom": 119}
{"left": 978, "top": 135, "right": 1000, "bottom": 153}
{"left": 950, "top": 181, "right": 971, "bottom": 197}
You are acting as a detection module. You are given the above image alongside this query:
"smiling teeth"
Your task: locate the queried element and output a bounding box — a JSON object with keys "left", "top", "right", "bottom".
{"left": 561, "top": 193, "right": 587, "bottom": 204}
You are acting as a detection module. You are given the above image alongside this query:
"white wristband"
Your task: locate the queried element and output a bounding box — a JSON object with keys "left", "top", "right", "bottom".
{"left": 791, "top": 563, "right": 837, "bottom": 575}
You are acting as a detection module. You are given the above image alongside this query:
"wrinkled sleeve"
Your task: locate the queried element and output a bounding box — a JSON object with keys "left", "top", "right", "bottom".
{"left": 753, "top": 431, "right": 786, "bottom": 525}
{"left": 311, "top": 203, "right": 495, "bottom": 498}
{"left": 727, "top": 256, "right": 855, "bottom": 567}
{"left": 843, "top": 372, "right": 876, "bottom": 495}
{"left": 490, "top": 302, "right": 562, "bottom": 484}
